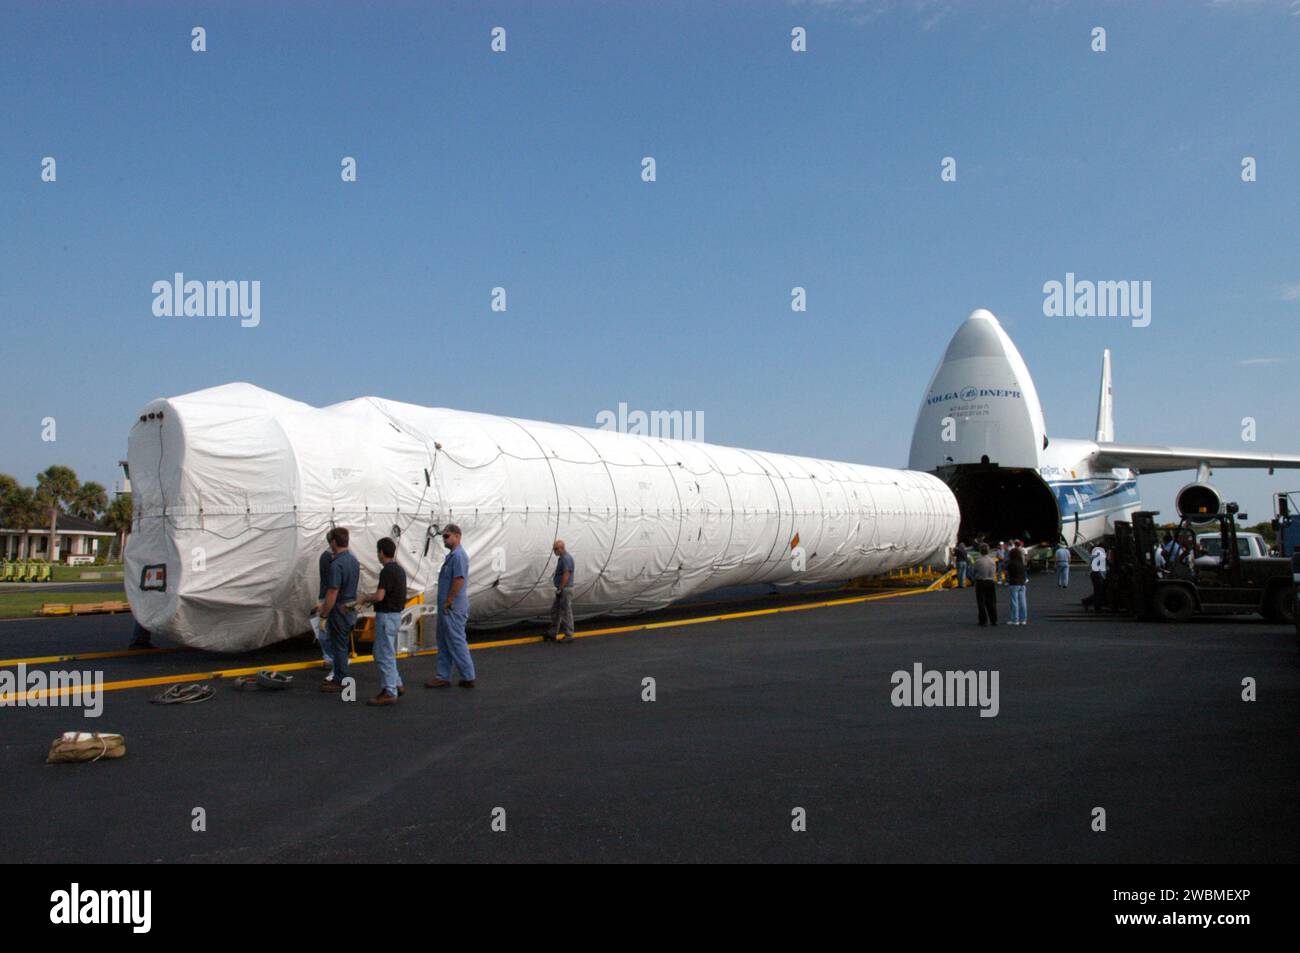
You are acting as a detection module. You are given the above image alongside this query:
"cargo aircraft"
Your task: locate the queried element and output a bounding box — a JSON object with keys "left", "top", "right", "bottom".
{"left": 909, "top": 309, "right": 1300, "bottom": 549}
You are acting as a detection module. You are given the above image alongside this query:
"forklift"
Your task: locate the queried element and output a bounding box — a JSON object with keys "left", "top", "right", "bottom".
{"left": 1110, "top": 483, "right": 1294, "bottom": 624}
{"left": 1272, "top": 491, "right": 1300, "bottom": 557}
{"left": 1271, "top": 491, "right": 1300, "bottom": 648}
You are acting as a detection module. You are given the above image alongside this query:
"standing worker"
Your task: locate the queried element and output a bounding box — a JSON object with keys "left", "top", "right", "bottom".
{"left": 1007, "top": 543, "right": 1028, "bottom": 625}
{"left": 1081, "top": 543, "right": 1108, "bottom": 613}
{"left": 312, "top": 533, "right": 335, "bottom": 681}
{"left": 316, "top": 527, "right": 360, "bottom": 693}
{"left": 426, "top": 524, "right": 476, "bottom": 688}
{"left": 548, "top": 539, "right": 576, "bottom": 643}
{"left": 972, "top": 543, "right": 998, "bottom": 627}
{"left": 954, "top": 540, "right": 969, "bottom": 588}
{"left": 1055, "top": 541, "right": 1071, "bottom": 589}
{"left": 1161, "top": 533, "right": 1188, "bottom": 576}
{"left": 361, "top": 536, "right": 407, "bottom": 706}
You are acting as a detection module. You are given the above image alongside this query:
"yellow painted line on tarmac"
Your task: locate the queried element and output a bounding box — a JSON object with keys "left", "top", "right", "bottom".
{"left": 8, "top": 585, "right": 933, "bottom": 703}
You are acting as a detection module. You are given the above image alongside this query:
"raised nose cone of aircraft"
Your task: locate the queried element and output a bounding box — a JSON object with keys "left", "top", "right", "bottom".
{"left": 911, "top": 308, "right": 1047, "bottom": 473}
{"left": 909, "top": 309, "right": 1060, "bottom": 543}
{"left": 937, "top": 309, "right": 1011, "bottom": 366}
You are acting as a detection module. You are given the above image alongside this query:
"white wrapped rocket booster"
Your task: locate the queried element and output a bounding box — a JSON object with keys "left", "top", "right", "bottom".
{"left": 125, "top": 383, "right": 959, "bottom": 651}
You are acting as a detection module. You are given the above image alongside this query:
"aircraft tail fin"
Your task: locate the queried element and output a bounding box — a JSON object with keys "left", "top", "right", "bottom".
{"left": 1095, "top": 349, "right": 1114, "bottom": 442}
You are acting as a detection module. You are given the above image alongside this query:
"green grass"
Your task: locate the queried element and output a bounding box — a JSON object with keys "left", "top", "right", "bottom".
{"left": 51, "top": 562, "right": 123, "bottom": 582}
{"left": 0, "top": 590, "right": 127, "bottom": 620}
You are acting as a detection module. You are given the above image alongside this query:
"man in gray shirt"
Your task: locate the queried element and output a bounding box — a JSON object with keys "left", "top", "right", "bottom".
{"left": 1054, "top": 542, "right": 1071, "bottom": 589}
{"left": 547, "top": 539, "right": 576, "bottom": 643}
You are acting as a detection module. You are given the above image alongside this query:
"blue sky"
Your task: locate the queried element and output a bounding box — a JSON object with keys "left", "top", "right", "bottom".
{"left": 2, "top": 0, "right": 1298, "bottom": 519}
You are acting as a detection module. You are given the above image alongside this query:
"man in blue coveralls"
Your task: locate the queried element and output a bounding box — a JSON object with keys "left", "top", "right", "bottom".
{"left": 546, "top": 538, "right": 576, "bottom": 643}
{"left": 316, "top": 526, "right": 360, "bottom": 693}
{"left": 426, "top": 523, "right": 476, "bottom": 688}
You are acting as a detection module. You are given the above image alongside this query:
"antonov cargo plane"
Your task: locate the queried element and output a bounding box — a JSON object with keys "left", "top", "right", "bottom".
{"left": 909, "top": 309, "right": 1300, "bottom": 549}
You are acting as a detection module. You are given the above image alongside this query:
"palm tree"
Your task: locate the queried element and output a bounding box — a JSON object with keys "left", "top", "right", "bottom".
{"left": 35, "top": 465, "right": 79, "bottom": 563}
{"left": 105, "top": 494, "right": 134, "bottom": 561}
{"left": 4, "top": 485, "right": 43, "bottom": 559}
{"left": 0, "top": 474, "right": 19, "bottom": 558}
{"left": 72, "top": 482, "right": 108, "bottom": 521}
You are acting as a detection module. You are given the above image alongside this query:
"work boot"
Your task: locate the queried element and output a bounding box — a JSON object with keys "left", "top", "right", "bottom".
{"left": 425, "top": 677, "right": 451, "bottom": 688}
{"left": 367, "top": 692, "right": 397, "bottom": 706}
{"left": 458, "top": 679, "right": 476, "bottom": 688}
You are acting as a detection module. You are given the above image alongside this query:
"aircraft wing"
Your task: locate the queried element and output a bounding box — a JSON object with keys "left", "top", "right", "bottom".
{"left": 1091, "top": 442, "right": 1300, "bottom": 475}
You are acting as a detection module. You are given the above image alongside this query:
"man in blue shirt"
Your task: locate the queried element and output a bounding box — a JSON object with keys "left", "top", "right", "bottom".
{"left": 547, "top": 539, "right": 576, "bottom": 643}
{"left": 316, "top": 526, "right": 360, "bottom": 693}
{"left": 426, "top": 523, "right": 475, "bottom": 688}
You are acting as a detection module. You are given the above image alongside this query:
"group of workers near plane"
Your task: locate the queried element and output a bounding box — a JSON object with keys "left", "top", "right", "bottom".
{"left": 310, "top": 524, "right": 576, "bottom": 706}
{"left": 126, "top": 519, "right": 1224, "bottom": 680}
{"left": 950, "top": 531, "right": 1203, "bottom": 626}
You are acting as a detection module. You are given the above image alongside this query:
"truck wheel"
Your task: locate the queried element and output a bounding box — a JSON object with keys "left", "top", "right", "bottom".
{"left": 1265, "top": 586, "right": 1296, "bottom": 625}
{"left": 1153, "top": 585, "right": 1195, "bottom": 622}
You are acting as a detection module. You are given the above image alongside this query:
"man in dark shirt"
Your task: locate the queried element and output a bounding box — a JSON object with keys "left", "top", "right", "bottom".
{"left": 361, "top": 536, "right": 407, "bottom": 705}
{"left": 313, "top": 537, "right": 335, "bottom": 681}
{"left": 316, "top": 526, "right": 360, "bottom": 693}
{"left": 547, "top": 539, "right": 576, "bottom": 643}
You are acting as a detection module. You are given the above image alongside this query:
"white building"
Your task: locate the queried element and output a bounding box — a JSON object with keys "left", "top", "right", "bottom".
{"left": 1, "top": 514, "right": 117, "bottom": 563}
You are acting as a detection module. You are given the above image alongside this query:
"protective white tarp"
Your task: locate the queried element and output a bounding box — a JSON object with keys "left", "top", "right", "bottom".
{"left": 126, "top": 383, "right": 959, "bottom": 651}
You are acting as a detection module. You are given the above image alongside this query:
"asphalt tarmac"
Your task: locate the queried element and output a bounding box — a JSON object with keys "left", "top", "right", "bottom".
{"left": 0, "top": 578, "right": 1294, "bottom": 863}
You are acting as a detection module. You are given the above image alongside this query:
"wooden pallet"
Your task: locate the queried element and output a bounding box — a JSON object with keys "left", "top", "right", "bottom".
{"left": 39, "top": 601, "right": 132, "bottom": 617}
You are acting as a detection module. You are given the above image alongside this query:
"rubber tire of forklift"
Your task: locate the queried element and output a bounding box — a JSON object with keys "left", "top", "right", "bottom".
{"left": 1263, "top": 585, "right": 1295, "bottom": 625}
{"left": 1153, "top": 584, "right": 1195, "bottom": 623}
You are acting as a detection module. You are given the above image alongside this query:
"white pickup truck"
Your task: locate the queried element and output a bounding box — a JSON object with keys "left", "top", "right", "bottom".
{"left": 1195, "top": 532, "right": 1273, "bottom": 559}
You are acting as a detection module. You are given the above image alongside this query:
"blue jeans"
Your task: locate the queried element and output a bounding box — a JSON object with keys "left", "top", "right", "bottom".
{"left": 957, "top": 561, "right": 968, "bottom": 587}
{"left": 1056, "top": 564, "right": 1069, "bottom": 588}
{"left": 1009, "top": 584, "right": 1027, "bottom": 624}
{"left": 435, "top": 608, "right": 475, "bottom": 681}
{"left": 373, "top": 611, "right": 402, "bottom": 696}
{"left": 327, "top": 613, "right": 355, "bottom": 682}
{"left": 312, "top": 617, "right": 334, "bottom": 678}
